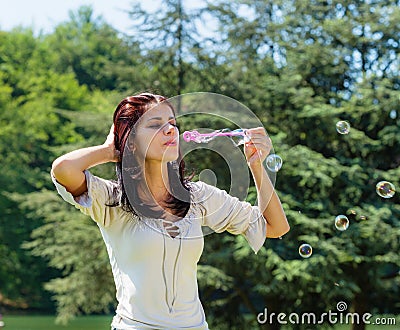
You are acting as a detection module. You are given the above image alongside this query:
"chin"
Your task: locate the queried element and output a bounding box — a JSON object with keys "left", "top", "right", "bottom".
{"left": 163, "top": 149, "right": 179, "bottom": 161}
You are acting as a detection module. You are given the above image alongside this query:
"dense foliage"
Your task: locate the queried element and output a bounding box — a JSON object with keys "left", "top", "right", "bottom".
{"left": 0, "top": 1, "right": 398, "bottom": 329}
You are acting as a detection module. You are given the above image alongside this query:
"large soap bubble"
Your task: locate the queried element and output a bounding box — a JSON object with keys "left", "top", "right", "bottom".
{"left": 122, "top": 92, "right": 279, "bottom": 239}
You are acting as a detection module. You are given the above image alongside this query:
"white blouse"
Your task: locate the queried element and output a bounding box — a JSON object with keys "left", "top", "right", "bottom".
{"left": 51, "top": 170, "right": 267, "bottom": 329}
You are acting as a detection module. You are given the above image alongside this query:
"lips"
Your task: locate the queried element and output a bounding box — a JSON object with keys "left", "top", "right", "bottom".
{"left": 164, "top": 139, "right": 178, "bottom": 146}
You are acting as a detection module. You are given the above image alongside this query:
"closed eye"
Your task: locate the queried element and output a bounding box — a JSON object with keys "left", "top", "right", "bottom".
{"left": 148, "top": 122, "right": 177, "bottom": 129}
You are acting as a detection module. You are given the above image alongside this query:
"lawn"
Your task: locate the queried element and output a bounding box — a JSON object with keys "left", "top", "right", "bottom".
{"left": 1, "top": 315, "right": 112, "bottom": 330}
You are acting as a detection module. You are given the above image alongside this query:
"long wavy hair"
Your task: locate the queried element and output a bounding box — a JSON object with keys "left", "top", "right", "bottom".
{"left": 111, "top": 93, "right": 191, "bottom": 219}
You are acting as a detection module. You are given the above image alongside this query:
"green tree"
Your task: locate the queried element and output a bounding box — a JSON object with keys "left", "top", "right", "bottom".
{"left": 47, "top": 5, "right": 144, "bottom": 92}
{"left": 21, "top": 181, "right": 115, "bottom": 323}
{"left": 0, "top": 26, "right": 110, "bottom": 312}
{"left": 126, "top": 0, "right": 211, "bottom": 96}
{"left": 201, "top": 1, "right": 400, "bottom": 329}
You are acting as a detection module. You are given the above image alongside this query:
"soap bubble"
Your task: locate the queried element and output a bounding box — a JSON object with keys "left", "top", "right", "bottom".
{"left": 183, "top": 128, "right": 250, "bottom": 146}
{"left": 299, "top": 244, "right": 313, "bottom": 258}
{"left": 266, "top": 154, "right": 283, "bottom": 172}
{"left": 376, "top": 181, "right": 396, "bottom": 198}
{"left": 123, "top": 92, "right": 280, "bottom": 239}
{"left": 336, "top": 121, "right": 350, "bottom": 134}
{"left": 335, "top": 215, "right": 349, "bottom": 231}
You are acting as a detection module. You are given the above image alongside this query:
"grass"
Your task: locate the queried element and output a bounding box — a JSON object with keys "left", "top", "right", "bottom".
{"left": 1, "top": 315, "right": 112, "bottom": 330}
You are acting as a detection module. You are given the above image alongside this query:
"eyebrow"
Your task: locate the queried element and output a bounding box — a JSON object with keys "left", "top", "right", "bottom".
{"left": 147, "top": 116, "right": 175, "bottom": 121}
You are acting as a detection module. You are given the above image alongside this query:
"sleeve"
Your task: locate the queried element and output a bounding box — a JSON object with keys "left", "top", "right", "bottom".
{"left": 191, "top": 181, "right": 267, "bottom": 254}
{"left": 51, "top": 169, "right": 117, "bottom": 227}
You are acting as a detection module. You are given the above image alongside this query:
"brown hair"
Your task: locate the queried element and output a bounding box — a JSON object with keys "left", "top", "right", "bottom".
{"left": 111, "top": 93, "right": 191, "bottom": 219}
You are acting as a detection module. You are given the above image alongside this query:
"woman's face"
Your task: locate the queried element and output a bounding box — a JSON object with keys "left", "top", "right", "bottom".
{"left": 132, "top": 103, "right": 179, "bottom": 163}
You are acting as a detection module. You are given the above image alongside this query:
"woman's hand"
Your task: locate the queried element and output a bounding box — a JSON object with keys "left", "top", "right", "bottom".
{"left": 103, "top": 124, "right": 120, "bottom": 162}
{"left": 243, "top": 127, "right": 272, "bottom": 168}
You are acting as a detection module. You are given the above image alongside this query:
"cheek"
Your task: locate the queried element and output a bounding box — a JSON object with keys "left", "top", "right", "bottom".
{"left": 139, "top": 134, "right": 163, "bottom": 156}
{"left": 135, "top": 130, "right": 157, "bottom": 147}
{"left": 148, "top": 134, "right": 162, "bottom": 150}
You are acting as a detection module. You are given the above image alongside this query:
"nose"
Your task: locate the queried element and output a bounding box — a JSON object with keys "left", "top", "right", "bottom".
{"left": 164, "top": 123, "right": 176, "bottom": 135}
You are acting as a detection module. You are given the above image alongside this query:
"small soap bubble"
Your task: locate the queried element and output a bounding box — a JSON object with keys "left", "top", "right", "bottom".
{"left": 266, "top": 154, "right": 283, "bottom": 172}
{"left": 376, "top": 181, "right": 396, "bottom": 198}
{"left": 299, "top": 244, "right": 313, "bottom": 258}
{"left": 389, "top": 110, "right": 397, "bottom": 119}
{"left": 336, "top": 120, "right": 350, "bottom": 134}
{"left": 335, "top": 215, "right": 349, "bottom": 231}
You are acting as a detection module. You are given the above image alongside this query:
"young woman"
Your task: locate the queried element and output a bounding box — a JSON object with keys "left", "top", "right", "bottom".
{"left": 51, "top": 93, "right": 289, "bottom": 330}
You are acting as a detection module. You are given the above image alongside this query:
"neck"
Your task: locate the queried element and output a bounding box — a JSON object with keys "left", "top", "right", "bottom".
{"left": 139, "top": 160, "right": 170, "bottom": 204}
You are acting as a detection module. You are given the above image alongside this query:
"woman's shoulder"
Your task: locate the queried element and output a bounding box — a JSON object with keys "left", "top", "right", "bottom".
{"left": 188, "top": 180, "right": 224, "bottom": 204}
{"left": 81, "top": 170, "right": 120, "bottom": 207}
{"left": 188, "top": 180, "right": 211, "bottom": 193}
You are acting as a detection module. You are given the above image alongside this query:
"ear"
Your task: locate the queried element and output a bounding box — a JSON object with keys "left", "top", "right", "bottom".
{"left": 127, "top": 141, "right": 136, "bottom": 152}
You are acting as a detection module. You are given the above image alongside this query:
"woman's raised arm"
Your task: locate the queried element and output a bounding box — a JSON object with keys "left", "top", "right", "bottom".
{"left": 51, "top": 125, "right": 119, "bottom": 197}
{"left": 244, "top": 127, "right": 290, "bottom": 238}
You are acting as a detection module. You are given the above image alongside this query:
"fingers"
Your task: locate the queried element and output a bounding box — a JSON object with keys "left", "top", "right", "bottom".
{"left": 103, "top": 124, "right": 120, "bottom": 162}
{"left": 246, "top": 127, "right": 266, "bottom": 135}
{"left": 244, "top": 127, "right": 272, "bottom": 164}
{"left": 246, "top": 128, "right": 271, "bottom": 150}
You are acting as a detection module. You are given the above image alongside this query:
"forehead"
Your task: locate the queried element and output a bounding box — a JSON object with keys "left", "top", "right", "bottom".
{"left": 142, "top": 103, "right": 175, "bottom": 120}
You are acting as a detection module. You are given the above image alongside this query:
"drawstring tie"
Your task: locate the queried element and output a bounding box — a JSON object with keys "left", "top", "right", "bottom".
{"left": 161, "top": 220, "right": 183, "bottom": 313}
